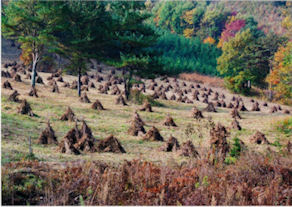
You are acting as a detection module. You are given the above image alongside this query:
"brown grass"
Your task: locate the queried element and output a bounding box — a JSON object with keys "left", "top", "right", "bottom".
{"left": 179, "top": 73, "right": 224, "bottom": 88}
{"left": 1, "top": 65, "right": 292, "bottom": 205}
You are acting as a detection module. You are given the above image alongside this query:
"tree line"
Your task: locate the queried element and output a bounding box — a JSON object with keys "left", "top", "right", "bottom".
{"left": 2, "top": 1, "right": 158, "bottom": 99}
{"left": 151, "top": 0, "right": 291, "bottom": 103}
{"left": 2, "top": 0, "right": 291, "bottom": 104}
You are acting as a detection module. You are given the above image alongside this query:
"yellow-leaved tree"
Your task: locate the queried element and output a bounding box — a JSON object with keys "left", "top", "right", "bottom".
{"left": 183, "top": 28, "right": 194, "bottom": 38}
{"left": 182, "top": 8, "right": 196, "bottom": 25}
{"left": 266, "top": 42, "right": 292, "bottom": 105}
{"left": 203, "top": 36, "right": 216, "bottom": 45}
{"left": 266, "top": 2, "right": 292, "bottom": 105}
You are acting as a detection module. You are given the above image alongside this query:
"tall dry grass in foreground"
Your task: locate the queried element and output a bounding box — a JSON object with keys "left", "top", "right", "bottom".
{"left": 2, "top": 150, "right": 291, "bottom": 205}
{"left": 179, "top": 73, "right": 224, "bottom": 88}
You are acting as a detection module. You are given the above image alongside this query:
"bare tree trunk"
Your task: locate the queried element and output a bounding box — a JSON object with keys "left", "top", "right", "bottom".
{"left": 123, "top": 69, "right": 133, "bottom": 100}
{"left": 268, "top": 67, "right": 273, "bottom": 101}
{"left": 31, "top": 53, "right": 39, "bottom": 88}
{"left": 124, "top": 78, "right": 130, "bottom": 100}
{"left": 78, "top": 67, "right": 81, "bottom": 97}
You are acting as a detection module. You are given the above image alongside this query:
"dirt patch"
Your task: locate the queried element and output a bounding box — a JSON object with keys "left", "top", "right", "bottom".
{"left": 18, "top": 99, "right": 34, "bottom": 116}
{"left": 36, "top": 76, "right": 44, "bottom": 84}
{"left": 25, "top": 73, "right": 31, "bottom": 80}
{"left": 91, "top": 99, "right": 105, "bottom": 110}
{"left": 38, "top": 121, "right": 58, "bottom": 145}
{"left": 60, "top": 107, "right": 75, "bottom": 121}
{"left": 177, "top": 140, "right": 199, "bottom": 157}
{"left": 250, "top": 131, "right": 270, "bottom": 144}
{"left": 74, "top": 121, "right": 96, "bottom": 152}
{"left": 163, "top": 114, "right": 177, "bottom": 127}
{"left": 231, "top": 108, "right": 241, "bottom": 119}
{"left": 81, "top": 85, "right": 88, "bottom": 91}
{"left": 191, "top": 106, "right": 204, "bottom": 119}
{"left": 269, "top": 106, "right": 277, "bottom": 113}
{"left": 287, "top": 141, "right": 291, "bottom": 153}
{"left": 58, "top": 127, "right": 80, "bottom": 155}
{"left": 204, "top": 102, "right": 217, "bottom": 112}
{"left": 128, "top": 112, "right": 146, "bottom": 136}
{"left": 2, "top": 80, "right": 13, "bottom": 90}
{"left": 96, "top": 135, "right": 126, "bottom": 153}
{"left": 70, "top": 80, "right": 78, "bottom": 89}
{"left": 14, "top": 74, "right": 22, "bottom": 82}
{"left": 80, "top": 93, "right": 91, "bottom": 103}
{"left": 89, "top": 82, "right": 95, "bottom": 88}
{"left": 140, "top": 101, "right": 153, "bottom": 112}
{"left": 284, "top": 109, "right": 290, "bottom": 114}
{"left": 8, "top": 90, "right": 20, "bottom": 102}
{"left": 52, "top": 82, "right": 60, "bottom": 93}
{"left": 143, "top": 126, "right": 164, "bottom": 141}
{"left": 62, "top": 82, "right": 70, "bottom": 87}
{"left": 159, "top": 135, "right": 180, "bottom": 152}
{"left": 251, "top": 102, "right": 260, "bottom": 111}
{"left": 209, "top": 123, "right": 229, "bottom": 162}
{"left": 231, "top": 119, "right": 241, "bottom": 130}
{"left": 56, "top": 76, "right": 63, "bottom": 82}
{"left": 179, "top": 73, "right": 224, "bottom": 88}
{"left": 115, "top": 95, "right": 127, "bottom": 106}
{"left": 238, "top": 103, "right": 248, "bottom": 111}
{"left": 28, "top": 87, "right": 38, "bottom": 97}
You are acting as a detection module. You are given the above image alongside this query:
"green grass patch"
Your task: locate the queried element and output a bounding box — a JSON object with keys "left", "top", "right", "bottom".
{"left": 129, "top": 89, "right": 164, "bottom": 107}
{"left": 274, "top": 117, "right": 292, "bottom": 136}
{"left": 2, "top": 112, "right": 40, "bottom": 137}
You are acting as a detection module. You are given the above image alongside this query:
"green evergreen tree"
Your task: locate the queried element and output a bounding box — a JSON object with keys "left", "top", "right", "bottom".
{"left": 109, "top": 1, "right": 159, "bottom": 100}
{"left": 53, "top": 1, "right": 112, "bottom": 97}
{"left": 2, "top": 0, "right": 59, "bottom": 88}
{"left": 217, "top": 28, "right": 285, "bottom": 94}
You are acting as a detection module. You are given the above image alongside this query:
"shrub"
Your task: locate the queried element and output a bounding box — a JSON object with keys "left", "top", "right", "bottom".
{"left": 2, "top": 151, "right": 291, "bottom": 205}
{"left": 274, "top": 117, "right": 292, "bottom": 136}
{"left": 270, "top": 138, "right": 282, "bottom": 148}
{"left": 229, "top": 137, "right": 242, "bottom": 158}
{"left": 129, "top": 89, "right": 163, "bottom": 107}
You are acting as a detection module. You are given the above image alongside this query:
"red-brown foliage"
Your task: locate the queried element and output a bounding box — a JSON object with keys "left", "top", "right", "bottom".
{"left": 2, "top": 151, "right": 291, "bottom": 205}
{"left": 179, "top": 73, "right": 224, "bottom": 88}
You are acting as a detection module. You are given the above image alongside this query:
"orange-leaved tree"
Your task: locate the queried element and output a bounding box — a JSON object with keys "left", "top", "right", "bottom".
{"left": 203, "top": 36, "right": 216, "bottom": 45}
{"left": 266, "top": 42, "right": 292, "bottom": 105}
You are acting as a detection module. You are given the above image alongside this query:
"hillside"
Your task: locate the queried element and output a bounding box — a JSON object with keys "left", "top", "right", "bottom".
{"left": 2, "top": 64, "right": 291, "bottom": 164}
{"left": 2, "top": 62, "right": 292, "bottom": 205}
{"left": 1, "top": 1, "right": 292, "bottom": 205}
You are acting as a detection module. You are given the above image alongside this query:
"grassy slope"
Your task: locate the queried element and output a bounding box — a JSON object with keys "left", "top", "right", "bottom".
{"left": 1, "top": 69, "right": 291, "bottom": 166}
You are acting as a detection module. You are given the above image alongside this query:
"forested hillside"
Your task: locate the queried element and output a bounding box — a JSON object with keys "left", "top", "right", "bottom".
{"left": 2, "top": 0, "right": 291, "bottom": 101}
{"left": 149, "top": 0, "right": 291, "bottom": 103}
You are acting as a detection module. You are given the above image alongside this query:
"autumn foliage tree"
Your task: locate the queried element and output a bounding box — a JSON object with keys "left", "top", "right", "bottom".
{"left": 217, "top": 18, "right": 246, "bottom": 48}
{"left": 203, "top": 36, "right": 216, "bottom": 45}
{"left": 2, "top": 0, "right": 61, "bottom": 88}
{"left": 266, "top": 42, "right": 292, "bottom": 105}
{"left": 19, "top": 48, "right": 32, "bottom": 66}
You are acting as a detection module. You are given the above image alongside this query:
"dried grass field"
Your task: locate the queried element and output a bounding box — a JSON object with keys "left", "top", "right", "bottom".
{"left": 1, "top": 65, "right": 292, "bottom": 205}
